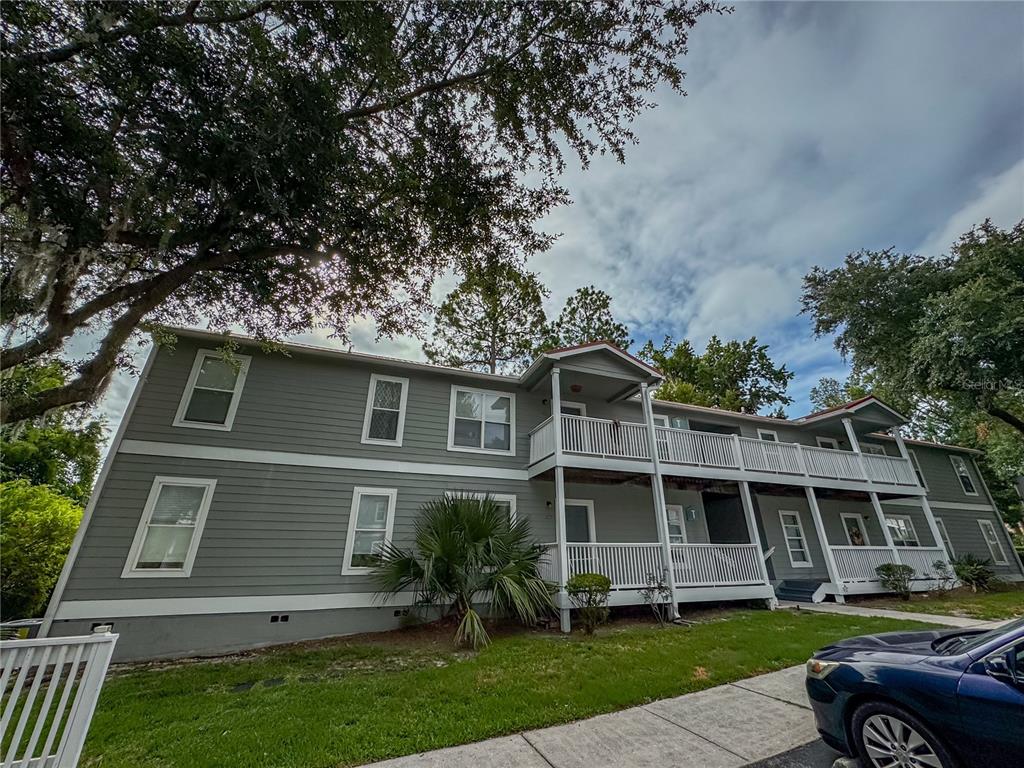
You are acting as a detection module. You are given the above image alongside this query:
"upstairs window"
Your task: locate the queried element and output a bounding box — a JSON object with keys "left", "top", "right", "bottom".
{"left": 123, "top": 477, "right": 216, "bottom": 577}
{"left": 885, "top": 514, "right": 920, "bottom": 547}
{"left": 448, "top": 386, "right": 515, "bottom": 455}
{"left": 861, "top": 443, "right": 888, "bottom": 456}
{"left": 757, "top": 429, "right": 779, "bottom": 442}
{"left": 342, "top": 487, "right": 397, "bottom": 573}
{"left": 361, "top": 374, "right": 409, "bottom": 446}
{"left": 950, "top": 455, "right": 978, "bottom": 495}
{"left": 816, "top": 437, "right": 840, "bottom": 450}
{"left": 174, "top": 350, "right": 251, "bottom": 430}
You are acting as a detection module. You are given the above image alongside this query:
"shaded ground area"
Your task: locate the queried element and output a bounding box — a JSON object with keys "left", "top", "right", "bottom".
{"left": 743, "top": 740, "right": 843, "bottom": 768}
{"left": 82, "top": 609, "right": 931, "bottom": 768}
{"left": 850, "top": 582, "right": 1024, "bottom": 621}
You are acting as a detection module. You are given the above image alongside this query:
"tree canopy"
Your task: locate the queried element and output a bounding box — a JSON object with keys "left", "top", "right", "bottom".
{"left": 802, "top": 220, "right": 1024, "bottom": 438}
{"left": 537, "top": 286, "right": 632, "bottom": 353}
{"left": 1, "top": 0, "right": 724, "bottom": 423}
{"left": 639, "top": 336, "right": 794, "bottom": 416}
{"left": 424, "top": 256, "right": 547, "bottom": 373}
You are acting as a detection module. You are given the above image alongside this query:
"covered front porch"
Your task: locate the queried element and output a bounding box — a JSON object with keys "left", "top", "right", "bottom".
{"left": 532, "top": 470, "right": 776, "bottom": 616}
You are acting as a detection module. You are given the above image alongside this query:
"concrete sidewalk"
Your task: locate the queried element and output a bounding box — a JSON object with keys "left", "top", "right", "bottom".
{"left": 777, "top": 600, "right": 1009, "bottom": 629}
{"left": 365, "top": 665, "right": 818, "bottom": 768}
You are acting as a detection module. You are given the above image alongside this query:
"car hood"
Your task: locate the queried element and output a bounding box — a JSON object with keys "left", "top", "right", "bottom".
{"left": 815, "top": 629, "right": 966, "bottom": 664}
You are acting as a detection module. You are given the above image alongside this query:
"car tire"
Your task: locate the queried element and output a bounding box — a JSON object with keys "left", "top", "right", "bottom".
{"left": 851, "top": 701, "right": 957, "bottom": 768}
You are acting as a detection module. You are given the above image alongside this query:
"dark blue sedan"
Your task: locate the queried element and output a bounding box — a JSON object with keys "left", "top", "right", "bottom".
{"left": 805, "top": 616, "right": 1024, "bottom": 768}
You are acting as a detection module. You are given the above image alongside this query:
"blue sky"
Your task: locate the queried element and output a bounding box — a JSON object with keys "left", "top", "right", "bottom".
{"left": 97, "top": 1, "right": 1024, "bottom": 431}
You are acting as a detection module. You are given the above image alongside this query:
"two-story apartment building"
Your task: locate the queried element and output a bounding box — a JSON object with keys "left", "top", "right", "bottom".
{"left": 41, "top": 329, "right": 1023, "bottom": 660}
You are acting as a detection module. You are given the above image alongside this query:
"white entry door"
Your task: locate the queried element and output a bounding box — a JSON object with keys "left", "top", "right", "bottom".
{"left": 666, "top": 504, "right": 686, "bottom": 544}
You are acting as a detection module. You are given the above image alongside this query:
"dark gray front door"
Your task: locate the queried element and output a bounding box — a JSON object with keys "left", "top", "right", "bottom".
{"left": 566, "top": 502, "right": 592, "bottom": 542}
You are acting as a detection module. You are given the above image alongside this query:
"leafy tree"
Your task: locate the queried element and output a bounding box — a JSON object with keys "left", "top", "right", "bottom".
{"left": 538, "top": 286, "right": 631, "bottom": 352}
{"left": 1, "top": 362, "right": 104, "bottom": 505}
{"left": 0, "top": 480, "right": 83, "bottom": 618}
{"left": 1, "top": 0, "right": 724, "bottom": 423}
{"left": 802, "top": 220, "right": 1024, "bottom": 439}
{"left": 374, "top": 495, "right": 554, "bottom": 649}
{"left": 424, "top": 256, "right": 548, "bottom": 373}
{"left": 640, "top": 336, "right": 794, "bottom": 415}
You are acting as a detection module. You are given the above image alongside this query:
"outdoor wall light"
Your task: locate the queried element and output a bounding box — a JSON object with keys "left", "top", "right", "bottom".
{"left": 686, "top": 507, "right": 697, "bottom": 521}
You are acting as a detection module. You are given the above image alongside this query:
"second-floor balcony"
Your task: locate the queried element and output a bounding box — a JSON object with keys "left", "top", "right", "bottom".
{"left": 529, "top": 413, "right": 920, "bottom": 491}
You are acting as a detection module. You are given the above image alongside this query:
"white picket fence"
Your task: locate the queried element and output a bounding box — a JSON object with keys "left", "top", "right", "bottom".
{"left": 1, "top": 631, "right": 117, "bottom": 768}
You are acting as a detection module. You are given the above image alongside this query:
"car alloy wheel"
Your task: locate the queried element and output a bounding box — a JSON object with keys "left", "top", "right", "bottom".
{"left": 862, "top": 713, "right": 944, "bottom": 768}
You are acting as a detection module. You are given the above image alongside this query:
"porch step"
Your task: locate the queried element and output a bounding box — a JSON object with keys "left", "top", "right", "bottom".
{"left": 774, "top": 580, "right": 826, "bottom": 604}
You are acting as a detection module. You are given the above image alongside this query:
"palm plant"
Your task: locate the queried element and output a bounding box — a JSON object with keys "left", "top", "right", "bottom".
{"left": 374, "top": 494, "right": 555, "bottom": 649}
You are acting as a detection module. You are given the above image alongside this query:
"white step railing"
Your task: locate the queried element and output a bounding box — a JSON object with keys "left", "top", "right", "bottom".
{"left": 895, "top": 547, "right": 947, "bottom": 579}
{"left": 527, "top": 415, "right": 919, "bottom": 489}
{"left": 831, "top": 546, "right": 897, "bottom": 582}
{"left": 671, "top": 543, "right": 764, "bottom": 587}
{"left": 657, "top": 428, "right": 738, "bottom": 468}
{"left": 1, "top": 631, "right": 117, "bottom": 768}
{"left": 560, "top": 415, "right": 651, "bottom": 461}
{"left": 529, "top": 417, "right": 555, "bottom": 464}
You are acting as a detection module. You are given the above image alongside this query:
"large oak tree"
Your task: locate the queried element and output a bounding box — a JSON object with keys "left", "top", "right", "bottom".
{"left": 1, "top": 0, "right": 724, "bottom": 422}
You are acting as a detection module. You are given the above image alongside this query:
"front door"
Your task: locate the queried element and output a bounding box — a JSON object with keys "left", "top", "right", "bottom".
{"left": 565, "top": 501, "right": 593, "bottom": 542}
{"left": 841, "top": 513, "right": 871, "bottom": 546}
{"left": 666, "top": 504, "right": 686, "bottom": 544}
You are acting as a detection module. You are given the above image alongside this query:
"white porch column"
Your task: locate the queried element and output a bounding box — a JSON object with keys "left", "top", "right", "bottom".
{"left": 551, "top": 367, "right": 571, "bottom": 632}
{"left": 738, "top": 481, "right": 775, "bottom": 604}
{"left": 919, "top": 495, "right": 952, "bottom": 564}
{"left": 868, "top": 492, "right": 901, "bottom": 564}
{"left": 804, "top": 487, "right": 845, "bottom": 603}
{"left": 641, "top": 383, "right": 680, "bottom": 617}
{"left": 893, "top": 429, "right": 911, "bottom": 460}
{"left": 842, "top": 417, "right": 867, "bottom": 481}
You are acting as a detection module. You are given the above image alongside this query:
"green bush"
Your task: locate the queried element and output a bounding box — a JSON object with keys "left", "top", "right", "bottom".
{"left": 953, "top": 553, "right": 996, "bottom": 592}
{"left": 566, "top": 572, "right": 612, "bottom": 634}
{"left": 0, "top": 480, "right": 83, "bottom": 618}
{"left": 875, "top": 563, "right": 915, "bottom": 600}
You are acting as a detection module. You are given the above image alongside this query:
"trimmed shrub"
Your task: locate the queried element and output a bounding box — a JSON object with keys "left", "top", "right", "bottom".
{"left": 952, "top": 553, "right": 996, "bottom": 592}
{"left": 875, "top": 563, "right": 915, "bottom": 600}
{"left": 566, "top": 572, "right": 612, "bottom": 634}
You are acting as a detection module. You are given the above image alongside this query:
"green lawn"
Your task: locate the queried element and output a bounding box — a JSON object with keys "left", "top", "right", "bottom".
{"left": 81, "top": 609, "right": 935, "bottom": 768}
{"left": 855, "top": 582, "right": 1024, "bottom": 620}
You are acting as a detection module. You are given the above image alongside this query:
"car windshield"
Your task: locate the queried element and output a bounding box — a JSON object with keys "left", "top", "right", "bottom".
{"left": 935, "top": 616, "right": 1024, "bottom": 655}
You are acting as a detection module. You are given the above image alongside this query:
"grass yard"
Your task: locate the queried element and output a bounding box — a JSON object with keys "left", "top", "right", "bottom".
{"left": 854, "top": 582, "right": 1024, "bottom": 620}
{"left": 80, "top": 608, "right": 935, "bottom": 768}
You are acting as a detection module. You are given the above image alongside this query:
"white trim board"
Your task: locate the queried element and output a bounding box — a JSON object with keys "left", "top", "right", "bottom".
{"left": 53, "top": 592, "right": 418, "bottom": 620}
{"left": 118, "top": 440, "right": 530, "bottom": 481}
{"left": 883, "top": 499, "right": 994, "bottom": 512}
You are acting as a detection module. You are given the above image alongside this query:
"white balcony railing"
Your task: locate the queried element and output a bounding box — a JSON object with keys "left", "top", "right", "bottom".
{"left": 831, "top": 545, "right": 947, "bottom": 582}
{"left": 529, "top": 414, "right": 919, "bottom": 489}
{"left": 540, "top": 542, "right": 766, "bottom": 590}
{"left": 670, "top": 543, "right": 763, "bottom": 587}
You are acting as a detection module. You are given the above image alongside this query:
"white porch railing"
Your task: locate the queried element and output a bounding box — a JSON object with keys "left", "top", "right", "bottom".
{"left": 670, "top": 543, "right": 763, "bottom": 587}
{"left": 540, "top": 542, "right": 766, "bottom": 590}
{"left": 1, "top": 631, "right": 117, "bottom": 768}
{"left": 830, "top": 545, "right": 948, "bottom": 582}
{"left": 894, "top": 547, "right": 947, "bottom": 579}
{"left": 528, "top": 414, "right": 919, "bottom": 490}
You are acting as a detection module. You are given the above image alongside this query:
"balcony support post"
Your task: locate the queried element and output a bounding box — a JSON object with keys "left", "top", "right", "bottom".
{"left": 551, "top": 367, "right": 570, "bottom": 632}
{"left": 868, "top": 491, "right": 901, "bottom": 565}
{"left": 919, "top": 495, "right": 952, "bottom": 566}
{"left": 738, "top": 481, "right": 774, "bottom": 602}
{"left": 842, "top": 417, "right": 868, "bottom": 481}
{"left": 804, "top": 487, "right": 845, "bottom": 603}
{"left": 641, "top": 383, "right": 680, "bottom": 617}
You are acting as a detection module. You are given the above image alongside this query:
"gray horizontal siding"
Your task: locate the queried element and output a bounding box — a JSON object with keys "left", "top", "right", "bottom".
{"left": 931, "top": 507, "right": 1023, "bottom": 575}
{"left": 755, "top": 493, "right": 830, "bottom": 582}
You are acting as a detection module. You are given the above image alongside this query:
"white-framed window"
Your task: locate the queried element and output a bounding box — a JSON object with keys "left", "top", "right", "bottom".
{"left": 934, "top": 518, "right": 954, "bottom": 557}
{"left": 669, "top": 416, "right": 689, "bottom": 430}
{"left": 840, "top": 512, "right": 871, "bottom": 546}
{"left": 758, "top": 429, "right": 780, "bottom": 442}
{"left": 779, "top": 510, "right": 812, "bottom": 568}
{"left": 861, "top": 443, "right": 888, "bottom": 456}
{"left": 978, "top": 519, "right": 1009, "bottom": 565}
{"left": 885, "top": 514, "right": 920, "bottom": 547}
{"left": 816, "top": 436, "right": 840, "bottom": 450}
{"left": 652, "top": 414, "right": 670, "bottom": 427}
{"left": 361, "top": 373, "right": 409, "bottom": 446}
{"left": 908, "top": 450, "right": 928, "bottom": 489}
{"left": 560, "top": 401, "right": 587, "bottom": 417}
{"left": 342, "top": 487, "right": 397, "bottom": 574}
{"left": 950, "top": 455, "right": 978, "bottom": 496}
{"left": 173, "top": 349, "right": 251, "bottom": 431}
{"left": 122, "top": 477, "right": 216, "bottom": 578}
{"left": 666, "top": 504, "right": 686, "bottom": 544}
{"left": 445, "top": 491, "right": 517, "bottom": 523}
{"left": 447, "top": 385, "right": 515, "bottom": 455}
